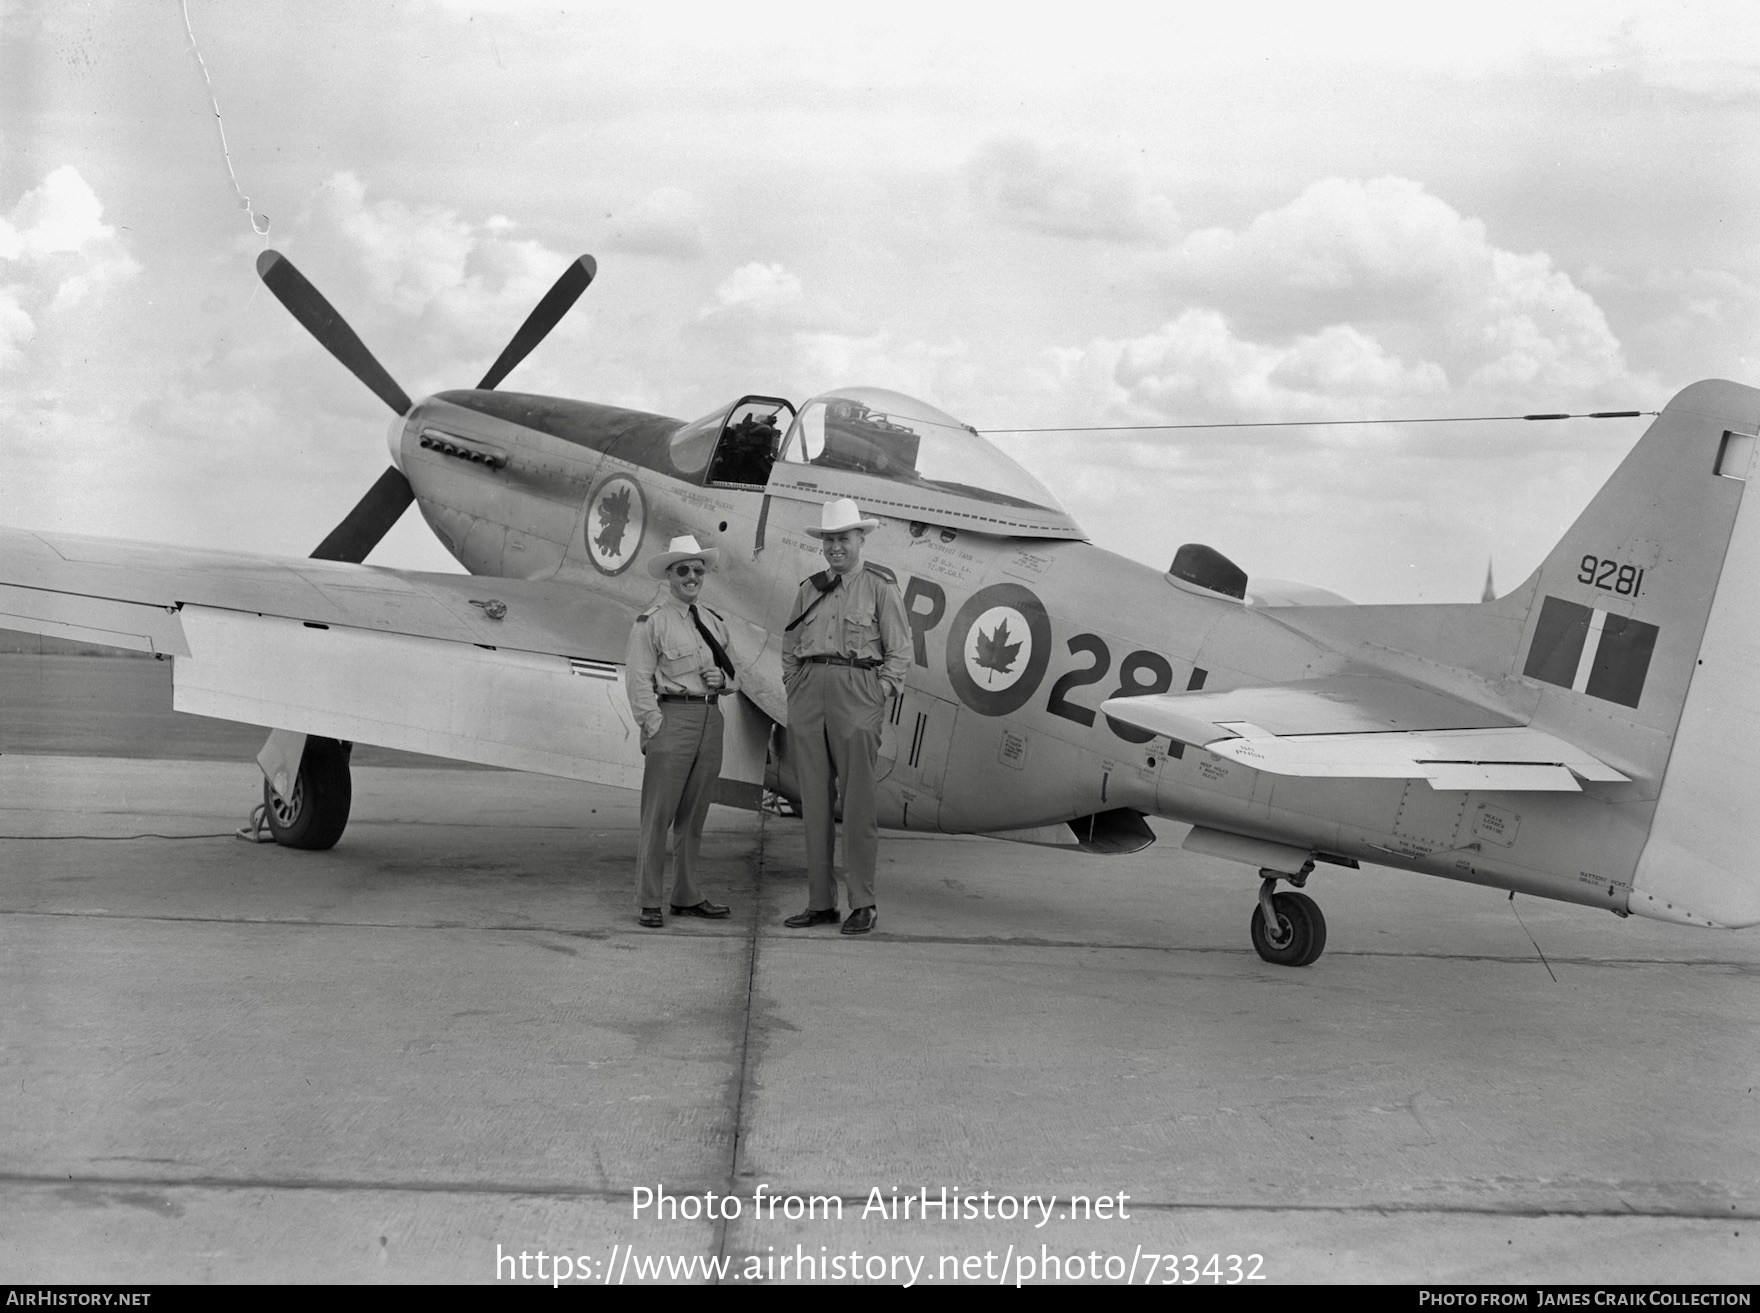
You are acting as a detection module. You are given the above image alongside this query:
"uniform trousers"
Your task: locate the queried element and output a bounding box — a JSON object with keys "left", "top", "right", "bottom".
{"left": 636, "top": 700, "right": 723, "bottom": 908}
{"left": 787, "top": 662, "right": 888, "bottom": 912}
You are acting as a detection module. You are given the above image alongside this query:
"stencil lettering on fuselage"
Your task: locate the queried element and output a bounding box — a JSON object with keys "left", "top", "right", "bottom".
{"left": 584, "top": 473, "right": 646, "bottom": 576}
{"left": 1471, "top": 803, "right": 1520, "bottom": 848}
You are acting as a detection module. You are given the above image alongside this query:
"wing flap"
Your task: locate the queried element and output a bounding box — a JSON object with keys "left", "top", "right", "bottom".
{"left": 173, "top": 606, "right": 649, "bottom": 787}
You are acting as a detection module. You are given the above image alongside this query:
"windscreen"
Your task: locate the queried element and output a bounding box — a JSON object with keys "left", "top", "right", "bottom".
{"left": 779, "top": 388, "right": 1062, "bottom": 512}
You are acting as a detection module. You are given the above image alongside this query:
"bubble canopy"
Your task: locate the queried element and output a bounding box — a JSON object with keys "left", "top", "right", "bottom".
{"left": 779, "top": 388, "right": 1066, "bottom": 514}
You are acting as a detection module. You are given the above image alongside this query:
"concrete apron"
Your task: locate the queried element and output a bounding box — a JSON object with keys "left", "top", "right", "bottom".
{"left": 2, "top": 754, "right": 1757, "bottom": 1283}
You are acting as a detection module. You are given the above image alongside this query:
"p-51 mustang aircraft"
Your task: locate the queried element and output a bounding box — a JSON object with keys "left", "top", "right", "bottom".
{"left": 4, "top": 251, "right": 1758, "bottom": 965}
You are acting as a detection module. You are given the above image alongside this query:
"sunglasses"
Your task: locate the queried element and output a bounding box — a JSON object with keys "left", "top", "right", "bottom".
{"left": 671, "top": 564, "right": 707, "bottom": 578}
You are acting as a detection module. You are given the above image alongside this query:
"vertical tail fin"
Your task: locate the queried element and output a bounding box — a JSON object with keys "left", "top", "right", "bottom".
{"left": 1512, "top": 380, "right": 1760, "bottom": 926}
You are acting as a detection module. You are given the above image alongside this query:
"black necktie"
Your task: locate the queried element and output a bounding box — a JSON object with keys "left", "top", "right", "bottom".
{"left": 689, "top": 604, "right": 735, "bottom": 677}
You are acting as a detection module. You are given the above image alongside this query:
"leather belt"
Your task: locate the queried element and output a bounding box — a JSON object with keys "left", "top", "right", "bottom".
{"left": 804, "top": 654, "right": 881, "bottom": 668}
{"left": 659, "top": 693, "right": 719, "bottom": 704}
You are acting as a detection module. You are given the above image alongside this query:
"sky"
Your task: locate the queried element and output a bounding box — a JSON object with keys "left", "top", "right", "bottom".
{"left": 3, "top": 0, "right": 1759, "bottom": 603}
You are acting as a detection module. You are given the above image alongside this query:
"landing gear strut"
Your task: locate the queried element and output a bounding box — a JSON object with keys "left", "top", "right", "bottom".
{"left": 1249, "top": 863, "right": 1327, "bottom": 967}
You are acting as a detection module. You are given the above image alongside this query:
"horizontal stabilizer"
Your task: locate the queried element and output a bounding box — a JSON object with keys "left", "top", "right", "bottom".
{"left": 1101, "top": 678, "right": 1627, "bottom": 792}
{"left": 1103, "top": 674, "right": 1514, "bottom": 744}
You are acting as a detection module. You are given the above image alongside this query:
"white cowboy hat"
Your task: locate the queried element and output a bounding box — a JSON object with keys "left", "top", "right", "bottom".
{"left": 647, "top": 534, "right": 722, "bottom": 578}
{"left": 803, "top": 497, "right": 880, "bottom": 538}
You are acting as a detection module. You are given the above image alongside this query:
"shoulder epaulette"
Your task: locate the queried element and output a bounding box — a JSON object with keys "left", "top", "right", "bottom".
{"left": 636, "top": 602, "right": 661, "bottom": 622}
{"left": 863, "top": 560, "right": 898, "bottom": 586}
{"left": 701, "top": 605, "right": 724, "bottom": 621}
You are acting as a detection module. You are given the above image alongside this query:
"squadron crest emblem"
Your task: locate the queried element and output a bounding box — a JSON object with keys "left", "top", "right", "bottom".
{"left": 584, "top": 474, "right": 646, "bottom": 575}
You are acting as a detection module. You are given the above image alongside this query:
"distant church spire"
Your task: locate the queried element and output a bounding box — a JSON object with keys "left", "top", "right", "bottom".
{"left": 1481, "top": 558, "right": 1496, "bottom": 603}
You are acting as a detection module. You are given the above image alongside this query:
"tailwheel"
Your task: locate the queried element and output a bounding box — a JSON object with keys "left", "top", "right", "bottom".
{"left": 1249, "top": 877, "right": 1327, "bottom": 967}
{"left": 262, "top": 736, "right": 353, "bottom": 850}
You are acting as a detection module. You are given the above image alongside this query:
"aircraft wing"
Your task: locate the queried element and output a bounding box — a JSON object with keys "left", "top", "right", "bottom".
{"left": 0, "top": 527, "right": 777, "bottom": 793}
{"left": 1099, "top": 674, "right": 1628, "bottom": 792}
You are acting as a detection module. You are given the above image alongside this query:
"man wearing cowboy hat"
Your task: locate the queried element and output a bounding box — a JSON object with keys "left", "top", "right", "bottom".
{"left": 780, "top": 498, "right": 911, "bottom": 936}
{"left": 625, "top": 534, "right": 739, "bottom": 929}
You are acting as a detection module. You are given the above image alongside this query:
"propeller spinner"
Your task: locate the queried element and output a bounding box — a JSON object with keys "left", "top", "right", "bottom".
{"left": 255, "top": 248, "right": 597, "bottom": 563}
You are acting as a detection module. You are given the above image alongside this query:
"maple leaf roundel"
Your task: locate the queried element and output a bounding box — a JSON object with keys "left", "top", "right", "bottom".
{"left": 584, "top": 473, "right": 646, "bottom": 575}
{"left": 944, "top": 582, "right": 1052, "bottom": 717}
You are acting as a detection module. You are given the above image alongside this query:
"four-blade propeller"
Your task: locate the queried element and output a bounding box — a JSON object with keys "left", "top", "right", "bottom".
{"left": 477, "top": 255, "right": 596, "bottom": 390}
{"left": 255, "top": 248, "right": 596, "bottom": 563}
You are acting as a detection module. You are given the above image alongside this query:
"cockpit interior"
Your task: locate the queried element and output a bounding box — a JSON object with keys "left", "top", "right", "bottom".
{"left": 673, "top": 386, "right": 1065, "bottom": 515}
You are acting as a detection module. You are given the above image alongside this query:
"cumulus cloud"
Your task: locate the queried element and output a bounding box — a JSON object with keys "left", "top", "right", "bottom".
{"left": 693, "top": 260, "right": 855, "bottom": 346}
{"left": 964, "top": 135, "right": 1178, "bottom": 244}
{"left": 0, "top": 165, "right": 117, "bottom": 259}
{"left": 1039, "top": 177, "right": 1633, "bottom": 433}
{"left": 311, "top": 172, "right": 482, "bottom": 317}
{"left": 603, "top": 187, "right": 706, "bottom": 260}
{"left": 1164, "top": 177, "right": 1626, "bottom": 397}
{"left": 0, "top": 290, "right": 35, "bottom": 369}
{"left": 706, "top": 261, "right": 802, "bottom": 314}
{"left": 682, "top": 261, "right": 977, "bottom": 406}
{"left": 1045, "top": 310, "right": 1449, "bottom": 427}
{"left": 296, "top": 172, "right": 590, "bottom": 393}
{"left": 0, "top": 165, "right": 140, "bottom": 367}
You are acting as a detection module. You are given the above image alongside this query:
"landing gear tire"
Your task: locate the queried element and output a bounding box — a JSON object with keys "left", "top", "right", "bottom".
{"left": 262, "top": 736, "right": 352, "bottom": 850}
{"left": 1251, "top": 890, "right": 1327, "bottom": 966}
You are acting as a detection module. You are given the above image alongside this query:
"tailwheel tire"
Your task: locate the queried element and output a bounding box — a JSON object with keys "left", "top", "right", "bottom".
{"left": 1250, "top": 890, "right": 1327, "bottom": 967}
{"left": 262, "top": 736, "right": 352, "bottom": 850}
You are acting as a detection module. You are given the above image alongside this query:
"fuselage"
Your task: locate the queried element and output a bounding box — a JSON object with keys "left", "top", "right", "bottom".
{"left": 390, "top": 386, "right": 1651, "bottom": 917}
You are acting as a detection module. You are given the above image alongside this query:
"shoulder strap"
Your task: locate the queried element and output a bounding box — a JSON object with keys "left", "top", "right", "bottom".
{"left": 785, "top": 571, "right": 842, "bottom": 633}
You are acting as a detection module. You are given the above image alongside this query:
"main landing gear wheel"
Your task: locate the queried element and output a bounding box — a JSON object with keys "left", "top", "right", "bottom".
{"left": 1250, "top": 878, "right": 1327, "bottom": 967}
{"left": 262, "top": 737, "right": 353, "bottom": 850}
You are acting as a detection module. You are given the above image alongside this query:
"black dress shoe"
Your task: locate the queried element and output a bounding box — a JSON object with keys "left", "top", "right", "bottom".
{"left": 840, "top": 906, "right": 877, "bottom": 935}
{"left": 784, "top": 907, "right": 840, "bottom": 928}
{"left": 671, "top": 899, "right": 731, "bottom": 918}
{"left": 638, "top": 907, "right": 664, "bottom": 928}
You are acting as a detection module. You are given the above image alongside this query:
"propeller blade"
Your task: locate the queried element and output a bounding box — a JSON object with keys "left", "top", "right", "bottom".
{"left": 256, "top": 250, "right": 413, "bottom": 416}
{"left": 309, "top": 467, "right": 416, "bottom": 563}
{"left": 476, "top": 254, "right": 597, "bottom": 390}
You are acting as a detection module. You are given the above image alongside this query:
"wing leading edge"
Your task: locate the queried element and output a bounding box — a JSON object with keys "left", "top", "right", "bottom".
{"left": 1099, "top": 675, "right": 1627, "bottom": 792}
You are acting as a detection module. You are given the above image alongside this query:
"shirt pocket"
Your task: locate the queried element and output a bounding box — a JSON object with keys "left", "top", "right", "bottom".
{"left": 658, "top": 640, "right": 700, "bottom": 679}
{"left": 843, "top": 600, "right": 880, "bottom": 654}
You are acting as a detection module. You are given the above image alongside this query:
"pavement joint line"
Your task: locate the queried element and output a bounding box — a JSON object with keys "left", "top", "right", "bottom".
{"left": 0, "top": 907, "right": 1750, "bottom": 970}
{"left": 5, "top": 1173, "right": 1755, "bottom": 1221}
{"left": 714, "top": 806, "right": 768, "bottom": 1278}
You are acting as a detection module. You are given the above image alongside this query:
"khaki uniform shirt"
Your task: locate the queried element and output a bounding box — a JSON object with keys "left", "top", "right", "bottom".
{"left": 625, "top": 596, "right": 739, "bottom": 739}
{"left": 781, "top": 563, "right": 911, "bottom": 699}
